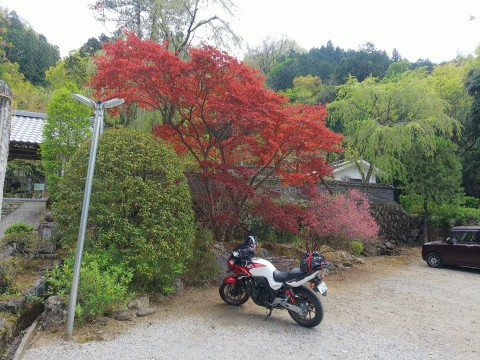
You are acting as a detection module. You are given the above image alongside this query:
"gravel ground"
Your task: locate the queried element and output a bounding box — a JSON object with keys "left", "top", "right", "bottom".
{"left": 22, "top": 247, "right": 480, "bottom": 360}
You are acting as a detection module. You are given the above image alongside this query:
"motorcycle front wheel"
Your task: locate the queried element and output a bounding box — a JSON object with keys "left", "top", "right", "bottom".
{"left": 219, "top": 282, "right": 249, "bottom": 306}
{"left": 288, "top": 286, "right": 324, "bottom": 328}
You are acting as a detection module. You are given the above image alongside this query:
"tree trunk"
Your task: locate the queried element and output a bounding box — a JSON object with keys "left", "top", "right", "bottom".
{"left": 320, "top": 175, "right": 334, "bottom": 195}
{"left": 365, "top": 163, "right": 374, "bottom": 183}
{"left": 0, "top": 81, "right": 13, "bottom": 221}
{"left": 422, "top": 197, "right": 429, "bottom": 243}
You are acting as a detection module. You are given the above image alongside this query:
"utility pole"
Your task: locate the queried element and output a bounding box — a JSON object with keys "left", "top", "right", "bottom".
{"left": 66, "top": 94, "right": 123, "bottom": 340}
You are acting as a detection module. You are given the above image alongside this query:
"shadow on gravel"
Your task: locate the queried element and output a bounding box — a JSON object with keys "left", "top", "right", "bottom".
{"left": 209, "top": 302, "right": 323, "bottom": 331}
{"left": 438, "top": 265, "right": 480, "bottom": 275}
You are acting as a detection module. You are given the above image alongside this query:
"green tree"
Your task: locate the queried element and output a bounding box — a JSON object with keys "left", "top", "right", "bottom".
{"left": 463, "top": 64, "right": 480, "bottom": 196}
{"left": 411, "top": 58, "right": 434, "bottom": 72}
{"left": 41, "top": 83, "right": 92, "bottom": 194}
{"left": 46, "top": 35, "right": 111, "bottom": 90}
{"left": 1, "top": 10, "right": 60, "bottom": 86}
{"left": 46, "top": 52, "right": 95, "bottom": 90}
{"left": 243, "top": 36, "right": 304, "bottom": 74}
{"left": 281, "top": 75, "right": 335, "bottom": 105}
{"left": 266, "top": 44, "right": 341, "bottom": 91}
{"left": 403, "top": 137, "right": 463, "bottom": 242}
{"left": 384, "top": 60, "right": 410, "bottom": 79}
{"left": 333, "top": 42, "right": 391, "bottom": 83}
{"left": 0, "top": 10, "right": 52, "bottom": 110}
{"left": 0, "top": 59, "right": 51, "bottom": 111}
{"left": 266, "top": 57, "right": 302, "bottom": 90}
{"left": 429, "top": 61, "right": 473, "bottom": 123}
{"left": 391, "top": 48, "right": 402, "bottom": 62}
{"left": 54, "top": 129, "right": 195, "bottom": 291}
{"left": 266, "top": 41, "right": 391, "bottom": 91}
{"left": 327, "top": 69, "right": 460, "bottom": 183}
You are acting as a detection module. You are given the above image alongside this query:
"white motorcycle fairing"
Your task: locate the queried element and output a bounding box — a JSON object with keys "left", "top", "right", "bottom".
{"left": 247, "top": 258, "right": 319, "bottom": 290}
{"left": 247, "top": 258, "right": 283, "bottom": 290}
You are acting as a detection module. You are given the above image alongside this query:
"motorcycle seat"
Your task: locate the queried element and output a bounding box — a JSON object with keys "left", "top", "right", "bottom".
{"left": 273, "top": 267, "right": 304, "bottom": 283}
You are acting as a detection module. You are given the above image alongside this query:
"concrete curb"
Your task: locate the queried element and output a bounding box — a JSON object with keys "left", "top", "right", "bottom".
{"left": 12, "top": 320, "right": 39, "bottom": 360}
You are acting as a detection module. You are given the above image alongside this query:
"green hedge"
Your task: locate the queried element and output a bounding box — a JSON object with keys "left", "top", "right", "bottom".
{"left": 54, "top": 129, "right": 195, "bottom": 292}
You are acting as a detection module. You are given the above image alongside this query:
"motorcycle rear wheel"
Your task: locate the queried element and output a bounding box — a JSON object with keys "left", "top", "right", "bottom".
{"left": 219, "top": 283, "right": 249, "bottom": 306}
{"left": 288, "top": 286, "right": 324, "bottom": 328}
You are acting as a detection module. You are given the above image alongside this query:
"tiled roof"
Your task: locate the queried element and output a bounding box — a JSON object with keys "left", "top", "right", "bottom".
{"left": 11, "top": 110, "right": 46, "bottom": 144}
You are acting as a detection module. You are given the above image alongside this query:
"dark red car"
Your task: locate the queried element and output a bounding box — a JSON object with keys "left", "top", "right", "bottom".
{"left": 422, "top": 226, "right": 480, "bottom": 268}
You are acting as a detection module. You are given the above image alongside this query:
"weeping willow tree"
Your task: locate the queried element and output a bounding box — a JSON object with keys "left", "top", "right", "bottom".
{"left": 327, "top": 68, "right": 461, "bottom": 184}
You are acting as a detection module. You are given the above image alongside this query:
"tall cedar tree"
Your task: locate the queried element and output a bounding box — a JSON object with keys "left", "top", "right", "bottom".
{"left": 90, "top": 34, "right": 343, "bottom": 241}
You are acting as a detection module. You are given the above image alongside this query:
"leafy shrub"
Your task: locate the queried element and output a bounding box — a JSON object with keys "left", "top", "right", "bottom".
{"left": 0, "top": 232, "right": 39, "bottom": 255}
{"left": 1, "top": 222, "right": 40, "bottom": 256}
{"left": 348, "top": 240, "right": 364, "bottom": 256}
{"left": 4, "top": 222, "right": 34, "bottom": 235}
{"left": 54, "top": 129, "right": 195, "bottom": 292}
{"left": 46, "top": 252, "right": 133, "bottom": 320}
{"left": 182, "top": 227, "right": 219, "bottom": 287}
{"left": 463, "top": 196, "right": 480, "bottom": 209}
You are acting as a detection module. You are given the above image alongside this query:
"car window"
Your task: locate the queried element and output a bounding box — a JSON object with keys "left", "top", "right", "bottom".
{"left": 474, "top": 232, "right": 480, "bottom": 243}
{"left": 451, "top": 231, "right": 477, "bottom": 243}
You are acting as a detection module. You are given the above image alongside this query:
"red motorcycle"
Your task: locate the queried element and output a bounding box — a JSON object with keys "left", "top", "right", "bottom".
{"left": 219, "top": 236, "right": 330, "bottom": 328}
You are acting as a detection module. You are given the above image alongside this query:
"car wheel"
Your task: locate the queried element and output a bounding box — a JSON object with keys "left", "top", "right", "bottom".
{"left": 425, "top": 252, "right": 443, "bottom": 268}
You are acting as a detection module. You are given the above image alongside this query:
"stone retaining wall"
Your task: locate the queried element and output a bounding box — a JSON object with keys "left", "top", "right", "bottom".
{"left": 370, "top": 203, "right": 422, "bottom": 244}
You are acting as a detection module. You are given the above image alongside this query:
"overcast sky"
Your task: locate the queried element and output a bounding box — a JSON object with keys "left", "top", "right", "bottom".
{"left": 2, "top": 0, "right": 480, "bottom": 63}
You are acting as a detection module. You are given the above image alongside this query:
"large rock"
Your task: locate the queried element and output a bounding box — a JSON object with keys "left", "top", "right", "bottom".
{"left": 41, "top": 296, "right": 67, "bottom": 330}
{"left": 211, "top": 249, "right": 230, "bottom": 285}
{"left": 5, "top": 298, "right": 25, "bottom": 314}
{"left": 172, "top": 277, "right": 184, "bottom": 296}
{"left": 136, "top": 308, "right": 155, "bottom": 317}
{"left": 113, "top": 309, "right": 134, "bottom": 321}
{"left": 21, "top": 278, "right": 45, "bottom": 297}
{"left": 127, "top": 295, "right": 150, "bottom": 310}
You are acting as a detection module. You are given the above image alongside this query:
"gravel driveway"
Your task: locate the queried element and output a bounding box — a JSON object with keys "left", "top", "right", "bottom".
{"left": 23, "top": 247, "right": 480, "bottom": 360}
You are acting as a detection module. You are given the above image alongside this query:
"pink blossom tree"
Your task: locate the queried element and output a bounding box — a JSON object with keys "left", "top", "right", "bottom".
{"left": 300, "top": 188, "right": 379, "bottom": 250}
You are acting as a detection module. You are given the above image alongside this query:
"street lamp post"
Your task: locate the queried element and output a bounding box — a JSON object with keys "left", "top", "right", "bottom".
{"left": 66, "top": 94, "right": 124, "bottom": 340}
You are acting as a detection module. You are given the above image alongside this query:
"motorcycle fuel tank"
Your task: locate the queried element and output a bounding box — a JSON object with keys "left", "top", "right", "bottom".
{"left": 248, "top": 258, "right": 283, "bottom": 290}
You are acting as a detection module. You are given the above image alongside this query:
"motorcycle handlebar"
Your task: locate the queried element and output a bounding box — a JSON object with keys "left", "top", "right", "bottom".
{"left": 233, "top": 247, "right": 255, "bottom": 258}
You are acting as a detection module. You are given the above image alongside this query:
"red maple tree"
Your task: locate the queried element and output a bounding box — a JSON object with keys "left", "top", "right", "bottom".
{"left": 90, "top": 33, "right": 343, "bottom": 241}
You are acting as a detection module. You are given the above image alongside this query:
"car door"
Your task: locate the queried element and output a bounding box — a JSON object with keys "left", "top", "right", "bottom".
{"left": 445, "top": 230, "right": 473, "bottom": 265}
{"left": 467, "top": 231, "right": 480, "bottom": 267}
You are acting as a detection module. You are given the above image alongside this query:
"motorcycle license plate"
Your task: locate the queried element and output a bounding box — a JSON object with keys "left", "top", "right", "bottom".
{"left": 317, "top": 281, "right": 328, "bottom": 295}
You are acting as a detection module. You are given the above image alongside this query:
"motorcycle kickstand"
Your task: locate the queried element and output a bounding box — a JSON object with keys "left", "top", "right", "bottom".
{"left": 264, "top": 307, "right": 273, "bottom": 321}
